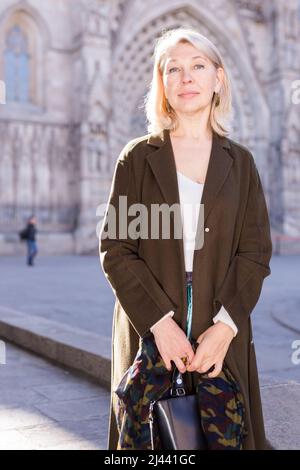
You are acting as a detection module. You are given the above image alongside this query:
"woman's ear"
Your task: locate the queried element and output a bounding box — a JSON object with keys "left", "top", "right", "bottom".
{"left": 215, "top": 67, "right": 224, "bottom": 94}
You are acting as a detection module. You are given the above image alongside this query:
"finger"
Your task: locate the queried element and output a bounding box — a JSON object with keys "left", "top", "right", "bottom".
{"left": 173, "top": 357, "right": 186, "bottom": 373}
{"left": 197, "top": 360, "right": 215, "bottom": 374}
{"left": 186, "top": 359, "right": 200, "bottom": 371}
{"left": 207, "top": 361, "right": 223, "bottom": 378}
{"left": 179, "top": 344, "right": 194, "bottom": 365}
{"left": 187, "top": 353, "right": 204, "bottom": 371}
{"left": 197, "top": 334, "right": 204, "bottom": 344}
{"left": 187, "top": 351, "right": 206, "bottom": 371}
{"left": 163, "top": 357, "right": 172, "bottom": 371}
{"left": 185, "top": 347, "right": 195, "bottom": 365}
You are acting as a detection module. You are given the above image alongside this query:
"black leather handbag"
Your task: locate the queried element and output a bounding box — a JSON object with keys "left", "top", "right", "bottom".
{"left": 149, "top": 362, "right": 208, "bottom": 450}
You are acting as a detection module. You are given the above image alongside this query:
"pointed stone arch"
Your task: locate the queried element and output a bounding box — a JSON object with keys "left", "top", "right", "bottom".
{"left": 0, "top": 1, "right": 51, "bottom": 108}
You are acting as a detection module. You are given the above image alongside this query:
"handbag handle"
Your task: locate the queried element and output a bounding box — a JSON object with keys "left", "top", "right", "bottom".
{"left": 170, "top": 338, "right": 199, "bottom": 397}
{"left": 170, "top": 367, "right": 188, "bottom": 396}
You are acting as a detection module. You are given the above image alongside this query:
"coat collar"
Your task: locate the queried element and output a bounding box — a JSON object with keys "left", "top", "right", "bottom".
{"left": 146, "top": 128, "right": 233, "bottom": 226}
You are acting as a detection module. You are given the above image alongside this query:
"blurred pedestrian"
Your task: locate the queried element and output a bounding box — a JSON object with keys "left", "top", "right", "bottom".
{"left": 19, "top": 215, "right": 38, "bottom": 266}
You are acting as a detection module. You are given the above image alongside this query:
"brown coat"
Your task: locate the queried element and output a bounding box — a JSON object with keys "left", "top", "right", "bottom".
{"left": 99, "top": 128, "right": 273, "bottom": 450}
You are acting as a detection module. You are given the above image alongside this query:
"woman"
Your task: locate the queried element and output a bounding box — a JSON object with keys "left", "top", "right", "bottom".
{"left": 99, "top": 28, "right": 272, "bottom": 450}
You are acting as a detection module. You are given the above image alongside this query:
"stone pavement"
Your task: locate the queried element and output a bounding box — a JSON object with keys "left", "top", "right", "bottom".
{"left": 0, "top": 341, "right": 109, "bottom": 450}
{"left": 0, "top": 253, "right": 299, "bottom": 449}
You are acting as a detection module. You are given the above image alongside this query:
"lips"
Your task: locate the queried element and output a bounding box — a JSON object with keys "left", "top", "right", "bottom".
{"left": 178, "top": 92, "right": 199, "bottom": 96}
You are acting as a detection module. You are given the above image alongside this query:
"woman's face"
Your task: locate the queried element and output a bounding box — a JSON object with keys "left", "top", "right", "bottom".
{"left": 162, "top": 41, "right": 223, "bottom": 115}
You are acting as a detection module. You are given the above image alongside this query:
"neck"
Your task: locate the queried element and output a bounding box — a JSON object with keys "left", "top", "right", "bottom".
{"left": 170, "top": 99, "right": 214, "bottom": 141}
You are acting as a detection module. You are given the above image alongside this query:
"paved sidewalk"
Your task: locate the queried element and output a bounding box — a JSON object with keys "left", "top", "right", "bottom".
{"left": 0, "top": 255, "right": 114, "bottom": 336}
{"left": 0, "top": 341, "right": 109, "bottom": 450}
{"left": 0, "top": 254, "right": 299, "bottom": 380}
{"left": 0, "top": 253, "right": 299, "bottom": 449}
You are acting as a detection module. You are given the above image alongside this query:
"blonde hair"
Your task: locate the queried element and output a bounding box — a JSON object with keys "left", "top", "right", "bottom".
{"left": 144, "top": 27, "right": 232, "bottom": 136}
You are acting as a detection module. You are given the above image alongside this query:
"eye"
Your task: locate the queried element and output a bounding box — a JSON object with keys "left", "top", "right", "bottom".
{"left": 194, "top": 63, "right": 205, "bottom": 69}
{"left": 168, "top": 67, "right": 179, "bottom": 73}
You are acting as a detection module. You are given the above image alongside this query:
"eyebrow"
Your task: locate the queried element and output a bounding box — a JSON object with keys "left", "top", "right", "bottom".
{"left": 167, "top": 55, "right": 207, "bottom": 64}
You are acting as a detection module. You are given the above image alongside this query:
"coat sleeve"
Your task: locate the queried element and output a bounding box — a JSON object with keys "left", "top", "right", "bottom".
{"left": 213, "top": 153, "right": 273, "bottom": 332}
{"left": 99, "top": 146, "right": 178, "bottom": 338}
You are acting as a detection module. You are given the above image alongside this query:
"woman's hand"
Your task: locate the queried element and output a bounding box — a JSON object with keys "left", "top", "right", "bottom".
{"left": 186, "top": 321, "right": 235, "bottom": 378}
{"left": 151, "top": 317, "right": 195, "bottom": 373}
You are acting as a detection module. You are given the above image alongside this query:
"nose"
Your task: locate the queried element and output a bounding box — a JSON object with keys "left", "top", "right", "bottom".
{"left": 182, "top": 69, "right": 193, "bottom": 82}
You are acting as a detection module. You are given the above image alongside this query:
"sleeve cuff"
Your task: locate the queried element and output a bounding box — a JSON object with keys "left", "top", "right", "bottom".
{"left": 150, "top": 310, "right": 175, "bottom": 333}
{"left": 213, "top": 306, "right": 238, "bottom": 337}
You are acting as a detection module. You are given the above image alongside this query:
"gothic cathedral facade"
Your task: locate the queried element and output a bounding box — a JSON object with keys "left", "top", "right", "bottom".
{"left": 0, "top": 0, "right": 299, "bottom": 254}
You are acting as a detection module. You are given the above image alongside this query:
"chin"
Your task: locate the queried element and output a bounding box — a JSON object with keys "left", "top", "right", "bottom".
{"left": 177, "top": 103, "right": 205, "bottom": 113}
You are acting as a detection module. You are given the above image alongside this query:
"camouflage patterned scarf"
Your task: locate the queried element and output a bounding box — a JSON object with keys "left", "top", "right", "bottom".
{"left": 114, "top": 331, "right": 248, "bottom": 450}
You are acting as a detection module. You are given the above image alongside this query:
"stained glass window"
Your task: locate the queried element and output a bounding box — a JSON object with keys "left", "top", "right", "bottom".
{"left": 4, "top": 25, "right": 30, "bottom": 103}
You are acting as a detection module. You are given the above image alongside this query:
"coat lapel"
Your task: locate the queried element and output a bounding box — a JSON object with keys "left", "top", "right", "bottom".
{"left": 146, "top": 128, "right": 180, "bottom": 211}
{"left": 146, "top": 127, "right": 233, "bottom": 226}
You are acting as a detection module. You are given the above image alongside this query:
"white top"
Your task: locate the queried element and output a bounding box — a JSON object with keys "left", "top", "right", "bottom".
{"left": 150, "top": 169, "right": 238, "bottom": 337}
{"left": 176, "top": 170, "right": 204, "bottom": 272}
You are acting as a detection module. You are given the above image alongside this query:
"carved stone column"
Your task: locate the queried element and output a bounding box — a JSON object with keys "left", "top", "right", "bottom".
{"left": 71, "top": 0, "right": 112, "bottom": 253}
